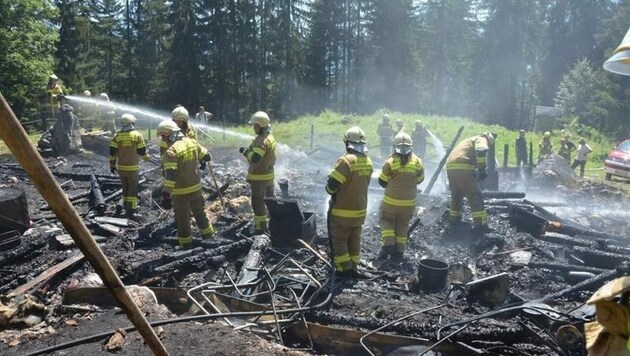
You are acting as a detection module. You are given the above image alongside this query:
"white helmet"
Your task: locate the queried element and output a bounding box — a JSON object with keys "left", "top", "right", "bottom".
{"left": 157, "top": 120, "right": 180, "bottom": 136}
{"left": 120, "top": 114, "right": 136, "bottom": 126}
{"left": 49, "top": 74, "right": 59, "bottom": 81}
{"left": 172, "top": 106, "right": 189, "bottom": 121}
{"left": 482, "top": 132, "right": 495, "bottom": 145}
{"left": 248, "top": 111, "right": 270, "bottom": 127}
{"left": 343, "top": 126, "right": 368, "bottom": 153}
{"left": 393, "top": 132, "right": 413, "bottom": 154}
{"left": 83, "top": 90, "right": 91, "bottom": 96}
{"left": 99, "top": 93, "right": 109, "bottom": 101}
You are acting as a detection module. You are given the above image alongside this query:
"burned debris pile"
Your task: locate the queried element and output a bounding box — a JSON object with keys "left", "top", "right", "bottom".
{"left": 0, "top": 143, "right": 629, "bottom": 355}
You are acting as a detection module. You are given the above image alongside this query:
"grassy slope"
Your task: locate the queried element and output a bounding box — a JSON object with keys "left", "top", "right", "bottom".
{"left": 215, "top": 110, "right": 617, "bottom": 180}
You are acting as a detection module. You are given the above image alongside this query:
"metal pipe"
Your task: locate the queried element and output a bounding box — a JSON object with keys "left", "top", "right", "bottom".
{"left": 424, "top": 125, "right": 464, "bottom": 195}
{"left": 0, "top": 92, "right": 169, "bottom": 356}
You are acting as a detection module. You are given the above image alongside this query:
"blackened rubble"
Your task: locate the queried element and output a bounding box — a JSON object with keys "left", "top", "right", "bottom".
{"left": 0, "top": 144, "right": 629, "bottom": 355}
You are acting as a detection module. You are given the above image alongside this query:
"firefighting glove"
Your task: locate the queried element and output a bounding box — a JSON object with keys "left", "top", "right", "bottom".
{"left": 477, "top": 167, "right": 487, "bottom": 181}
{"left": 199, "top": 160, "right": 207, "bottom": 171}
{"left": 109, "top": 164, "right": 117, "bottom": 174}
{"left": 161, "top": 192, "right": 172, "bottom": 210}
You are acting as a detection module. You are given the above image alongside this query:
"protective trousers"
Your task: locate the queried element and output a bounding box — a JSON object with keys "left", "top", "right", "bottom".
{"left": 379, "top": 205, "right": 413, "bottom": 253}
{"left": 379, "top": 137, "right": 390, "bottom": 157}
{"left": 329, "top": 215, "right": 362, "bottom": 272}
{"left": 172, "top": 190, "right": 214, "bottom": 247}
{"left": 447, "top": 169, "right": 487, "bottom": 227}
{"left": 118, "top": 170, "right": 139, "bottom": 212}
{"left": 249, "top": 180, "right": 275, "bottom": 233}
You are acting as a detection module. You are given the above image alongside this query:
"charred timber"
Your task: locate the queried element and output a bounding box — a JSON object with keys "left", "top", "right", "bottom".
{"left": 539, "top": 232, "right": 595, "bottom": 248}
{"left": 548, "top": 221, "right": 629, "bottom": 242}
{"left": 537, "top": 264, "right": 629, "bottom": 303}
{"left": 0, "top": 234, "right": 47, "bottom": 267}
{"left": 152, "top": 239, "right": 252, "bottom": 273}
{"left": 572, "top": 246, "right": 630, "bottom": 270}
{"left": 237, "top": 235, "right": 270, "bottom": 284}
{"left": 527, "top": 262, "right": 611, "bottom": 275}
{"left": 481, "top": 192, "right": 526, "bottom": 199}
{"left": 90, "top": 174, "right": 106, "bottom": 215}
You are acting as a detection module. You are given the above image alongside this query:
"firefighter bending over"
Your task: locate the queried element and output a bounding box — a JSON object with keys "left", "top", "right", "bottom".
{"left": 240, "top": 111, "right": 276, "bottom": 235}
{"left": 109, "top": 114, "right": 149, "bottom": 218}
{"left": 378, "top": 132, "right": 424, "bottom": 261}
{"left": 445, "top": 132, "right": 494, "bottom": 236}
{"left": 326, "top": 126, "right": 373, "bottom": 278}
{"left": 158, "top": 120, "right": 215, "bottom": 249}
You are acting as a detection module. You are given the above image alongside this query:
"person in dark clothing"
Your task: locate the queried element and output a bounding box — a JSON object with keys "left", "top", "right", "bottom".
{"left": 515, "top": 130, "right": 528, "bottom": 166}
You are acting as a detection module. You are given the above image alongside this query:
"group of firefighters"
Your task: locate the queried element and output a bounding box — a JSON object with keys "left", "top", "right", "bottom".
{"left": 516, "top": 129, "right": 593, "bottom": 178}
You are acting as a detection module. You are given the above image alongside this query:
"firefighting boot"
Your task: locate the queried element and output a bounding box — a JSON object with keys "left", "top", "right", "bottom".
{"left": 377, "top": 245, "right": 395, "bottom": 260}
{"left": 334, "top": 269, "right": 354, "bottom": 279}
{"left": 201, "top": 225, "right": 216, "bottom": 240}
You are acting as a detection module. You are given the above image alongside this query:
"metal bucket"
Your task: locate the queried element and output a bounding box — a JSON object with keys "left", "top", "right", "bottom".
{"left": 417, "top": 259, "right": 449, "bottom": 292}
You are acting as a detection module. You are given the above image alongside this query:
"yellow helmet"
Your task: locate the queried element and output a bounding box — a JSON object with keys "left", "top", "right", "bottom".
{"left": 344, "top": 126, "right": 366, "bottom": 143}
{"left": 172, "top": 106, "right": 189, "bottom": 121}
{"left": 157, "top": 120, "right": 180, "bottom": 136}
{"left": 120, "top": 114, "right": 136, "bottom": 125}
{"left": 248, "top": 111, "right": 270, "bottom": 127}
{"left": 99, "top": 93, "right": 109, "bottom": 101}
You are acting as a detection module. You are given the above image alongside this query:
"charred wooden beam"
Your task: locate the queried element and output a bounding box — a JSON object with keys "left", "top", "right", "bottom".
{"left": 0, "top": 234, "right": 48, "bottom": 267}
{"left": 527, "top": 262, "right": 611, "bottom": 275}
{"left": 152, "top": 239, "right": 252, "bottom": 273}
{"left": 537, "top": 264, "right": 629, "bottom": 303}
{"left": 539, "top": 232, "right": 595, "bottom": 248}
{"left": 90, "top": 174, "right": 106, "bottom": 215}
{"left": 481, "top": 191, "right": 526, "bottom": 200}
{"left": 572, "top": 246, "right": 630, "bottom": 269}
{"left": 237, "top": 235, "right": 271, "bottom": 285}
{"left": 10, "top": 252, "right": 85, "bottom": 295}
{"left": 508, "top": 205, "right": 548, "bottom": 238}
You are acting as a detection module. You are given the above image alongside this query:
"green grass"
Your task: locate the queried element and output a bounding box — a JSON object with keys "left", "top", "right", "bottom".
{"left": 206, "top": 109, "right": 615, "bottom": 171}
{"left": 0, "top": 132, "right": 43, "bottom": 155}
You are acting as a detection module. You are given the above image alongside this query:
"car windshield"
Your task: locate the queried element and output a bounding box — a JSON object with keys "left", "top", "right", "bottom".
{"left": 618, "top": 140, "right": 630, "bottom": 153}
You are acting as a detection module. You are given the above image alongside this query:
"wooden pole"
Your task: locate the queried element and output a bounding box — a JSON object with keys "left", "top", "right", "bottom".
{"left": 0, "top": 93, "right": 169, "bottom": 356}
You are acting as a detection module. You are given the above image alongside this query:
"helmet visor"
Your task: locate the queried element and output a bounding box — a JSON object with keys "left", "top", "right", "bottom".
{"left": 347, "top": 141, "right": 368, "bottom": 153}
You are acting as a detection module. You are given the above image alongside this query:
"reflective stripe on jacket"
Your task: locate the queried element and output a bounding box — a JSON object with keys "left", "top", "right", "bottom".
{"left": 380, "top": 154, "right": 424, "bottom": 207}
{"left": 247, "top": 133, "right": 276, "bottom": 181}
{"left": 109, "top": 130, "right": 147, "bottom": 171}
{"left": 163, "top": 137, "right": 208, "bottom": 195}
{"left": 328, "top": 153, "right": 373, "bottom": 223}
{"left": 446, "top": 135, "right": 489, "bottom": 171}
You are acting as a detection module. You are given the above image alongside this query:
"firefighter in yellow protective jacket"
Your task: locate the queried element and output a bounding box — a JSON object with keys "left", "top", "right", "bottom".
{"left": 377, "top": 114, "right": 395, "bottom": 157}
{"left": 378, "top": 132, "right": 424, "bottom": 260}
{"left": 161, "top": 106, "right": 198, "bottom": 155}
{"left": 445, "top": 132, "right": 494, "bottom": 235}
{"left": 109, "top": 114, "right": 149, "bottom": 218}
{"left": 240, "top": 111, "right": 276, "bottom": 234}
{"left": 158, "top": 120, "right": 215, "bottom": 249}
{"left": 45, "top": 74, "right": 64, "bottom": 119}
{"left": 326, "top": 126, "right": 373, "bottom": 278}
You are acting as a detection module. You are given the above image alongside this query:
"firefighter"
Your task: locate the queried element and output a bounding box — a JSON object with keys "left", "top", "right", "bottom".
{"left": 239, "top": 111, "right": 276, "bottom": 234}
{"left": 538, "top": 131, "right": 553, "bottom": 161}
{"left": 109, "top": 114, "right": 149, "bottom": 218}
{"left": 99, "top": 93, "right": 116, "bottom": 135}
{"left": 326, "top": 126, "right": 373, "bottom": 278}
{"left": 158, "top": 120, "right": 215, "bottom": 249}
{"left": 45, "top": 74, "right": 64, "bottom": 119}
{"left": 557, "top": 138, "right": 572, "bottom": 162}
{"left": 411, "top": 120, "right": 428, "bottom": 160}
{"left": 445, "top": 132, "right": 494, "bottom": 235}
{"left": 377, "top": 114, "right": 394, "bottom": 157}
{"left": 515, "top": 130, "right": 528, "bottom": 166}
{"left": 378, "top": 132, "right": 424, "bottom": 261}
{"left": 161, "top": 106, "right": 198, "bottom": 155}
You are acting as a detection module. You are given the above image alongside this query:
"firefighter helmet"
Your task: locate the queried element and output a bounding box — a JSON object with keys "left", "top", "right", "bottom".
{"left": 83, "top": 90, "right": 91, "bottom": 96}
{"left": 383, "top": 114, "right": 390, "bottom": 122}
{"left": 49, "top": 74, "right": 58, "bottom": 81}
{"left": 344, "top": 126, "right": 368, "bottom": 153}
{"left": 394, "top": 132, "right": 413, "bottom": 155}
{"left": 99, "top": 93, "right": 109, "bottom": 101}
{"left": 248, "top": 111, "right": 270, "bottom": 127}
{"left": 415, "top": 120, "right": 423, "bottom": 127}
{"left": 482, "top": 132, "right": 495, "bottom": 145}
{"left": 395, "top": 119, "right": 403, "bottom": 126}
{"left": 157, "top": 120, "right": 180, "bottom": 136}
{"left": 544, "top": 131, "right": 551, "bottom": 138}
{"left": 172, "top": 106, "right": 189, "bottom": 121}
{"left": 120, "top": 114, "right": 136, "bottom": 125}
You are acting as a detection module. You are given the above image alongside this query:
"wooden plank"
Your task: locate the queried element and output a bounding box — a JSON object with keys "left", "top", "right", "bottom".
{"left": 11, "top": 252, "right": 85, "bottom": 295}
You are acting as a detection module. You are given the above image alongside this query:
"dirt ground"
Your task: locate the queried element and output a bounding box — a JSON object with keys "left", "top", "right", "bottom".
{"left": 1, "top": 141, "right": 629, "bottom": 355}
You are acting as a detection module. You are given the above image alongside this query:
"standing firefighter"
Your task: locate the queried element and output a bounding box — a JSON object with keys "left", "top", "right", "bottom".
{"left": 161, "top": 106, "right": 198, "bottom": 155}
{"left": 109, "top": 114, "right": 149, "bottom": 218}
{"left": 378, "top": 132, "right": 424, "bottom": 260}
{"left": 538, "top": 131, "right": 553, "bottom": 161}
{"left": 45, "top": 74, "right": 64, "bottom": 119}
{"left": 99, "top": 93, "right": 116, "bottom": 135}
{"left": 411, "top": 120, "right": 428, "bottom": 160}
{"left": 515, "top": 130, "right": 528, "bottom": 166}
{"left": 158, "top": 120, "right": 215, "bottom": 249}
{"left": 377, "top": 114, "right": 394, "bottom": 157}
{"left": 239, "top": 111, "right": 276, "bottom": 234}
{"left": 446, "top": 132, "right": 494, "bottom": 235}
{"left": 326, "top": 126, "right": 373, "bottom": 278}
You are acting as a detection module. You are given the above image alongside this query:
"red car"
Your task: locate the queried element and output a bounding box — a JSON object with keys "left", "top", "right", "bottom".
{"left": 605, "top": 138, "right": 630, "bottom": 180}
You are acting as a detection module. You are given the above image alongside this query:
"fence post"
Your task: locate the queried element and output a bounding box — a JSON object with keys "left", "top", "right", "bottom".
{"left": 222, "top": 117, "right": 226, "bottom": 141}
{"left": 310, "top": 124, "right": 314, "bottom": 150}
{"left": 503, "top": 144, "right": 509, "bottom": 168}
